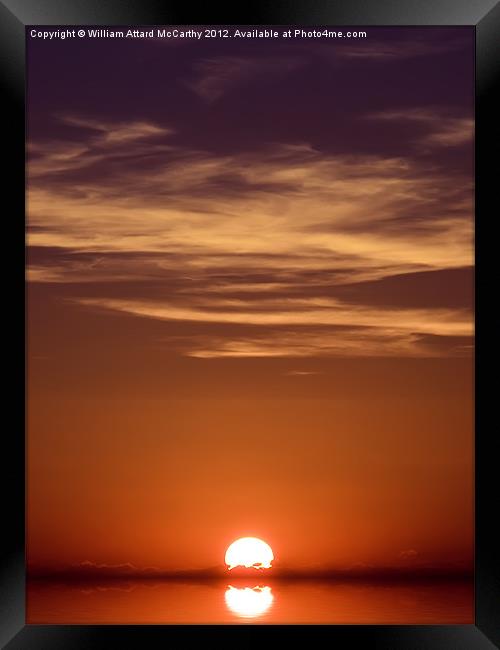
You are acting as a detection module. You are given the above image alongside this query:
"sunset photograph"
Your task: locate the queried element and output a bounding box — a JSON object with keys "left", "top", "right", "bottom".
{"left": 26, "top": 25, "right": 474, "bottom": 624}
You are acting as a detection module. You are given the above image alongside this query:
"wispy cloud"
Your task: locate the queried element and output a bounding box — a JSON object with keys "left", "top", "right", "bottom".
{"left": 60, "top": 115, "right": 173, "bottom": 144}
{"left": 28, "top": 116, "right": 174, "bottom": 177}
{"left": 368, "top": 109, "right": 473, "bottom": 149}
{"left": 187, "top": 55, "right": 305, "bottom": 102}
{"left": 336, "top": 37, "right": 468, "bottom": 60}
{"left": 27, "top": 124, "right": 472, "bottom": 269}
{"left": 77, "top": 296, "right": 470, "bottom": 335}
{"left": 74, "top": 296, "right": 472, "bottom": 358}
{"left": 27, "top": 114, "right": 473, "bottom": 359}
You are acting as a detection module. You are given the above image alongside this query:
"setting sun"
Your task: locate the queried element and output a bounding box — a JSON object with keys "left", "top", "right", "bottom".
{"left": 225, "top": 537, "right": 274, "bottom": 570}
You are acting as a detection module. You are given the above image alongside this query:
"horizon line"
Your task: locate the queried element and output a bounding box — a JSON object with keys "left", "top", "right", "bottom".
{"left": 28, "top": 564, "right": 473, "bottom": 582}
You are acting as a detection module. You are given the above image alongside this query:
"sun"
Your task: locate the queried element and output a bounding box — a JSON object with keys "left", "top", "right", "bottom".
{"left": 225, "top": 537, "right": 274, "bottom": 570}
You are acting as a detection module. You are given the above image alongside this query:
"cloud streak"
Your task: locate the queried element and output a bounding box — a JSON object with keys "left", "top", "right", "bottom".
{"left": 27, "top": 114, "right": 473, "bottom": 359}
{"left": 77, "top": 296, "right": 471, "bottom": 335}
{"left": 336, "top": 37, "right": 467, "bottom": 60}
{"left": 75, "top": 295, "right": 472, "bottom": 358}
{"left": 187, "top": 55, "right": 305, "bottom": 102}
{"left": 368, "top": 109, "right": 473, "bottom": 149}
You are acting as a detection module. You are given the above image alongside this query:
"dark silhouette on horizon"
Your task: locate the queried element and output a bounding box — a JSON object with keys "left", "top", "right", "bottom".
{"left": 28, "top": 560, "right": 473, "bottom": 584}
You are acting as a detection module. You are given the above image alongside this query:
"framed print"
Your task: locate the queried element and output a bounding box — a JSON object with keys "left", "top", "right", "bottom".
{"left": 1, "top": 0, "right": 499, "bottom": 647}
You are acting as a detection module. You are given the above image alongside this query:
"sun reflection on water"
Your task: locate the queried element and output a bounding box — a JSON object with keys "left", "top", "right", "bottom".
{"left": 224, "top": 585, "right": 274, "bottom": 618}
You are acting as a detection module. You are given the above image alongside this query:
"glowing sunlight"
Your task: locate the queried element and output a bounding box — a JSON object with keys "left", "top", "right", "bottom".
{"left": 225, "top": 537, "right": 274, "bottom": 570}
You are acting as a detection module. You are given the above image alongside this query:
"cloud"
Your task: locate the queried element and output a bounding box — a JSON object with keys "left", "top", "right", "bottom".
{"left": 27, "top": 127, "right": 472, "bottom": 272}
{"left": 27, "top": 115, "right": 473, "bottom": 359}
{"left": 74, "top": 296, "right": 472, "bottom": 359}
{"left": 28, "top": 116, "right": 174, "bottom": 177}
{"left": 60, "top": 115, "right": 173, "bottom": 144}
{"left": 399, "top": 549, "right": 419, "bottom": 560}
{"left": 185, "top": 36, "right": 471, "bottom": 103}
{"left": 368, "top": 109, "right": 473, "bottom": 149}
{"left": 187, "top": 55, "right": 305, "bottom": 102}
{"left": 77, "top": 296, "right": 471, "bottom": 335}
{"left": 335, "top": 36, "right": 468, "bottom": 60}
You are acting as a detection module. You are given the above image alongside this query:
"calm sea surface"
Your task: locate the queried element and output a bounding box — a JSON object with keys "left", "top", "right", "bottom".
{"left": 27, "top": 578, "right": 473, "bottom": 624}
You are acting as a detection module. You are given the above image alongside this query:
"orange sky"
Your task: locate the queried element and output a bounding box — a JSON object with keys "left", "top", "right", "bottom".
{"left": 26, "top": 28, "right": 474, "bottom": 575}
{"left": 27, "top": 291, "right": 473, "bottom": 571}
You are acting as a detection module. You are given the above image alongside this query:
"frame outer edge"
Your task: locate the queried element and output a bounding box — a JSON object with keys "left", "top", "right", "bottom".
{"left": 0, "top": 0, "right": 26, "bottom": 647}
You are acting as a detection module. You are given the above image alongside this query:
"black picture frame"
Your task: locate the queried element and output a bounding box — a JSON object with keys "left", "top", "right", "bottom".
{"left": 2, "top": 0, "right": 498, "bottom": 647}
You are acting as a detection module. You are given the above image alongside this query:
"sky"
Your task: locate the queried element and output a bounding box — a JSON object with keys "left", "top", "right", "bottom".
{"left": 26, "top": 27, "right": 474, "bottom": 575}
